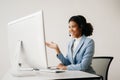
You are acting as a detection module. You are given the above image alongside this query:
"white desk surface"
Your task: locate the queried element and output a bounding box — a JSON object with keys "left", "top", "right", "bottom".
{"left": 2, "top": 70, "right": 101, "bottom": 80}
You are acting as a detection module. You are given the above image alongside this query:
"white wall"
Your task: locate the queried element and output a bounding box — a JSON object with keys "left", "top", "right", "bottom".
{"left": 0, "top": 0, "right": 120, "bottom": 79}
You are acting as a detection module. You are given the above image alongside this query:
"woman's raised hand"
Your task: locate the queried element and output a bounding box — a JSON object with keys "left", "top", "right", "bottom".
{"left": 45, "top": 42, "right": 58, "bottom": 49}
{"left": 45, "top": 42, "right": 61, "bottom": 54}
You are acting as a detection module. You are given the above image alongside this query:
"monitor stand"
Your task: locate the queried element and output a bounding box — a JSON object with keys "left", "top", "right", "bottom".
{"left": 10, "top": 41, "right": 34, "bottom": 76}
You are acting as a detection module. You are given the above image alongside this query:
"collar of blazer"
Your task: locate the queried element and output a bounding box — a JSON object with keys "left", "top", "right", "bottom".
{"left": 70, "top": 35, "right": 86, "bottom": 61}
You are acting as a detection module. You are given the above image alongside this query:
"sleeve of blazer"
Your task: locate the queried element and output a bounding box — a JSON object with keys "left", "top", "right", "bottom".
{"left": 67, "top": 39, "right": 94, "bottom": 71}
{"left": 57, "top": 42, "right": 72, "bottom": 65}
{"left": 57, "top": 53, "right": 71, "bottom": 65}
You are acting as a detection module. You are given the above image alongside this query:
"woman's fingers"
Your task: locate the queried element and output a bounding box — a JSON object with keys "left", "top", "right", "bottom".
{"left": 45, "top": 42, "right": 57, "bottom": 49}
{"left": 51, "top": 41, "right": 54, "bottom": 43}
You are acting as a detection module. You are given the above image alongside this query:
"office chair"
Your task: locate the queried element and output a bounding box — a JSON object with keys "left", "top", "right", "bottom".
{"left": 92, "top": 56, "right": 113, "bottom": 80}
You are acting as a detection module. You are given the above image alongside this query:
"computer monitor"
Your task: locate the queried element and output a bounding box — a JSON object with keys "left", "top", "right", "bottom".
{"left": 8, "top": 11, "right": 48, "bottom": 70}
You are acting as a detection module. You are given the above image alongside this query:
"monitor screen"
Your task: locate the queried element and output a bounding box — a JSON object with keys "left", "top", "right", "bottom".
{"left": 8, "top": 11, "right": 48, "bottom": 70}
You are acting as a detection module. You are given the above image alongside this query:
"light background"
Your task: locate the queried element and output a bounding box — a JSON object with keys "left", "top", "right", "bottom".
{"left": 0, "top": 0, "right": 120, "bottom": 80}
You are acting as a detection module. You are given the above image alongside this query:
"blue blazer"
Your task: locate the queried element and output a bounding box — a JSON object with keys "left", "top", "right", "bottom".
{"left": 57, "top": 35, "right": 95, "bottom": 74}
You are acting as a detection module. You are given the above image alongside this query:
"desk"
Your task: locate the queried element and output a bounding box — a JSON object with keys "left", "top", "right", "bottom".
{"left": 2, "top": 70, "right": 101, "bottom": 80}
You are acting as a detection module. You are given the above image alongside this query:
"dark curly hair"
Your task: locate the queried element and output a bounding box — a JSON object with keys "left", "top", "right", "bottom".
{"left": 69, "top": 15, "right": 93, "bottom": 36}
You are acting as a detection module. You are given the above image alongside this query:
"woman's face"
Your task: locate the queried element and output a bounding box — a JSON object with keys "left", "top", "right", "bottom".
{"left": 69, "top": 21, "right": 81, "bottom": 38}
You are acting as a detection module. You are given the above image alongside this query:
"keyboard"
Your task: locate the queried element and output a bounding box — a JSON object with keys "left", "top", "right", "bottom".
{"left": 39, "top": 69, "right": 65, "bottom": 73}
{"left": 18, "top": 67, "right": 65, "bottom": 73}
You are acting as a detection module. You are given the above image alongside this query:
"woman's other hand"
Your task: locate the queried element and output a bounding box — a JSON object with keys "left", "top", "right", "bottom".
{"left": 57, "top": 63, "right": 67, "bottom": 70}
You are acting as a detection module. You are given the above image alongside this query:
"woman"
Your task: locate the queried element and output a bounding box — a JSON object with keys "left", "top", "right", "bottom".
{"left": 46, "top": 15, "right": 95, "bottom": 74}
